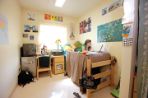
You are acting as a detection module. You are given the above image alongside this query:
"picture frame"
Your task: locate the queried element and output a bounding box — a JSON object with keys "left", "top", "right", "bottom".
{"left": 29, "top": 35, "right": 34, "bottom": 40}
{"left": 22, "top": 33, "right": 28, "bottom": 38}
{"left": 32, "top": 25, "right": 38, "bottom": 32}
{"left": 24, "top": 25, "right": 31, "bottom": 32}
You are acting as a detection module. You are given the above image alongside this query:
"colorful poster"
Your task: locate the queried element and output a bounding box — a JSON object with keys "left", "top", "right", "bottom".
{"left": 97, "top": 19, "right": 123, "bottom": 42}
{"left": 80, "top": 17, "right": 91, "bottom": 34}
{"left": 44, "top": 14, "right": 63, "bottom": 22}
{"left": 0, "top": 15, "right": 8, "bottom": 44}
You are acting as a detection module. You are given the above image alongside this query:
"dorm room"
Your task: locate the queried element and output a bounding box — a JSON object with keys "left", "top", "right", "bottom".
{"left": 0, "top": 0, "right": 147, "bottom": 98}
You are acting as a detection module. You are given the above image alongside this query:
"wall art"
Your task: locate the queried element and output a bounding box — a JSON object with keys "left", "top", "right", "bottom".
{"left": 101, "top": 0, "right": 123, "bottom": 16}
{"left": 80, "top": 17, "right": 91, "bottom": 34}
{"left": 44, "top": 14, "right": 63, "bottom": 22}
{"left": 97, "top": 19, "right": 123, "bottom": 42}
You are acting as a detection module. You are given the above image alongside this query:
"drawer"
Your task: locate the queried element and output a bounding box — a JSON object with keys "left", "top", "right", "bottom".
{"left": 55, "top": 63, "right": 64, "bottom": 74}
{"left": 54, "top": 56, "right": 64, "bottom": 63}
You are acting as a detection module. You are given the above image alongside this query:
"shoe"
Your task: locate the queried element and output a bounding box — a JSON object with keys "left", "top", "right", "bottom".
{"left": 73, "top": 92, "right": 81, "bottom": 98}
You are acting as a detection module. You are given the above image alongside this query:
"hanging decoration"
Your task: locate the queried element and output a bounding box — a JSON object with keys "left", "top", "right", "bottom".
{"left": 69, "top": 32, "right": 75, "bottom": 40}
{"left": 22, "top": 33, "right": 28, "bottom": 38}
{"left": 44, "top": 14, "right": 63, "bottom": 22}
{"left": 26, "top": 12, "right": 36, "bottom": 21}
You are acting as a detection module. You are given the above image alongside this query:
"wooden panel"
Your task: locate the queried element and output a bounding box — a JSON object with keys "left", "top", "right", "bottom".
{"left": 92, "top": 60, "right": 111, "bottom": 68}
{"left": 87, "top": 80, "right": 111, "bottom": 94}
{"left": 93, "top": 71, "right": 111, "bottom": 79}
{"left": 97, "top": 80, "right": 110, "bottom": 90}
{"left": 54, "top": 56, "right": 64, "bottom": 63}
{"left": 110, "top": 63, "right": 115, "bottom": 86}
{"left": 87, "top": 59, "right": 91, "bottom": 76}
{"left": 55, "top": 63, "right": 64, "bottom": 74}
{"left": 38, "top": 68, "right": 50, "bottom": 72}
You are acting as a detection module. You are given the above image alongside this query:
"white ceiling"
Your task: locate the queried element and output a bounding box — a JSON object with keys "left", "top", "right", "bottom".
{"left": 19, "top": 0, "right": 101, "bottom": 17}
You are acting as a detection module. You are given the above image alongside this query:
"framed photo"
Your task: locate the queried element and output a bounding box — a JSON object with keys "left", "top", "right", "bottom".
{"left": 29, "top": 35, "right": 34, "bottom": 40}
{"left": 24, "top": 25, "right": 31, "bottom": 32}
{"left": 32, "top": 25, "right": 38, "bottom": 32}
{"left": 22, "top": 34, "right": 28, "bottom": 38}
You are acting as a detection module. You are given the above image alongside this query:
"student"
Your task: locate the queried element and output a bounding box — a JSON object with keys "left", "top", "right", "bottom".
{"left": 84, "top": 39, "right": 92, "bottom": 51}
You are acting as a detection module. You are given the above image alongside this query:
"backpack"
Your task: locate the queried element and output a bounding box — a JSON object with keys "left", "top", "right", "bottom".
{"left": 18, "top": 70, "right": 34, "bottom": 87}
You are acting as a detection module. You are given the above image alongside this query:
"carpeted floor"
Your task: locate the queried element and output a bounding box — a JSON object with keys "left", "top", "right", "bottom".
{"left": 11, "top": 74, "right": 114, "bottom": 98}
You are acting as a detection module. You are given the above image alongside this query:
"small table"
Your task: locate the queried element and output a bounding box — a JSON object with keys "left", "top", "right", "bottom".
{"left": 51, "top": 55, "right": 65, "bottom": 75}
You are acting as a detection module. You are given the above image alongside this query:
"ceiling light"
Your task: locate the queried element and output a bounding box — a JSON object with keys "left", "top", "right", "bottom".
{"left": 55, "top": 0, "right": 66, "bottom": 7}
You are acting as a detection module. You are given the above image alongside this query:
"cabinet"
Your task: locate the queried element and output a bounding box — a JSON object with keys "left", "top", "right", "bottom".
{"left": 52, "top": 56, "right": 64, "bottom": 75}
{"left": 21, "top": 57, "right": 37, "bottom": 77}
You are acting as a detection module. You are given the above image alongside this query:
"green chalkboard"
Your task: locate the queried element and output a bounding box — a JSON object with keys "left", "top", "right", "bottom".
{"left": 97, "top": 19, "right": 123, "bottom": 42}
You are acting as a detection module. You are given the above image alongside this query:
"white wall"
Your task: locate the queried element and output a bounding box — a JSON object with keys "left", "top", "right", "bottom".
{"left": 0, "top": 0, "right": 21, "bottom": 98}
{"left": 74, "top": 1, "right": 134, "bottom": 98}
{"left": 74, "top": 0, "right": 124, "bottom": 85}
{"left": 21, "top": 8, "right": 78, "bottom": 45}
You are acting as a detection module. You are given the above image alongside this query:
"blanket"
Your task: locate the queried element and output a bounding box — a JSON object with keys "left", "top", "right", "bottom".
{"left": 66, "top": 51, "right": 111, "bottom": 85}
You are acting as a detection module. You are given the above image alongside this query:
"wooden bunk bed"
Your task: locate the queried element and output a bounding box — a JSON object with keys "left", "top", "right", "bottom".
{"left": 86, "top": 57, "right": 115, "bottom": 98}
{"left": 65, "top": 51, "right": 116, "bottom": 98}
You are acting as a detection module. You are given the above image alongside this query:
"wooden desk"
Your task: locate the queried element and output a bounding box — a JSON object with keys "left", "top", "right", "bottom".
{"left": 51, "top": 55, "right": 65, "bottom": 75}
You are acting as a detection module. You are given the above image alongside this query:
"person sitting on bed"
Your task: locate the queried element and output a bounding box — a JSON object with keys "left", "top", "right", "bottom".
{"left": 83, "top": 39, "right": 93, "bottom": 52}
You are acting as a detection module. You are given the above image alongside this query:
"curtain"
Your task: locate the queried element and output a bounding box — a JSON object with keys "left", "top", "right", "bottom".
{"left": 137, "top": 0, "right": 148, "bottom": 98}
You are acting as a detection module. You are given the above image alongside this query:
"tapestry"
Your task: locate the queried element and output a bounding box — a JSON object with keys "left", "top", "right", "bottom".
{"left": 97, "top": 18, "right": 123, "bottom": 42}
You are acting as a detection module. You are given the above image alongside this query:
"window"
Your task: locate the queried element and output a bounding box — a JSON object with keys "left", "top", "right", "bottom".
{"left": 39, "top": 25, "right": 68, "bottom": 50}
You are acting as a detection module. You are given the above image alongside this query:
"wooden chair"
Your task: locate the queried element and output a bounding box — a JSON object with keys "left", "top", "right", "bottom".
{"left": 37, "top": 56, "right": 52, "bottom": 79}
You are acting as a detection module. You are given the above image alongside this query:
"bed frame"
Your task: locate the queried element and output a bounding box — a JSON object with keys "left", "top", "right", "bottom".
{"left": 86, "top": 57, "right": 115, "bottom": 98}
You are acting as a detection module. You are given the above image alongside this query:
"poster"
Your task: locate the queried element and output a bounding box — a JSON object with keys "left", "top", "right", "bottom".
{"left": 101, "top": 0, "right": 123, "bottom": 15}
{"left": 80, "top": 17, "right": 91, "bottom": 34}
{"left": 97, "top": 19, "right": 123, "bottom": 42}
{"left": 0, "top": 15, "right": 8, "bottom": 44}
{"left": 44, "top": 14, "right": 63, "bottom": 22}
{"left": 122, "top": 22, "right": 134, "bottom": 46}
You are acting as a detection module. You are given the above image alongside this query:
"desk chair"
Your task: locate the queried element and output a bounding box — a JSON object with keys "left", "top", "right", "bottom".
{"left": 37, "top": 56, "right": 52, "bottom": 79}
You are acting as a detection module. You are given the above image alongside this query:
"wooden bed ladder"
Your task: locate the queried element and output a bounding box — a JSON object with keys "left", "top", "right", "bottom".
{"left": 86, "top": 57, "right": 115, "bottom": 98}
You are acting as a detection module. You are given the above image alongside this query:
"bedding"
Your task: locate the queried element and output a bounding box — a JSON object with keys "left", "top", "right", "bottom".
{"left": 66, "top": 51, "right": 111, "bottom": 85}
